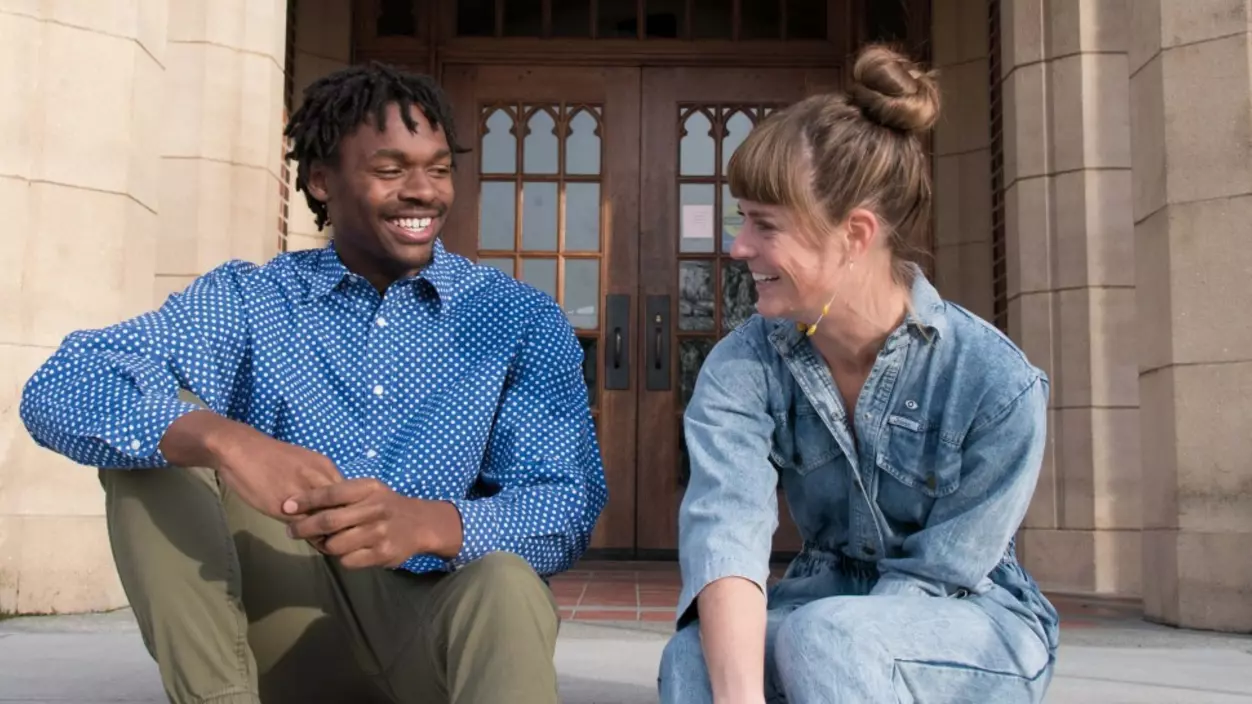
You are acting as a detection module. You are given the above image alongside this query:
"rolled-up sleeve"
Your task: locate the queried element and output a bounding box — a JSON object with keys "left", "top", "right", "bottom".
{"left": 871, "top": 373, "right": 1050, "bottom": 598}
{"left": 676, "top": 330, "right": 779, "bottom": 625}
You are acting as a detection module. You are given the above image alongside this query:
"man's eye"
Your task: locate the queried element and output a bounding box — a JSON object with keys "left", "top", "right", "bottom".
{"left": 377, "top": 169, "right": 403, "bottom": 178}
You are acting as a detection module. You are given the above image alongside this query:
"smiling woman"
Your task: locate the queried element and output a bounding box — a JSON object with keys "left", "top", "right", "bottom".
{"left": 658, "top": 43, "right": 1059, "bottom": 704}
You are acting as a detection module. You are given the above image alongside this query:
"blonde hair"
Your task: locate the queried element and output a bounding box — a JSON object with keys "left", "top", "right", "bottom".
{"left": 727, "top": 44, "right": 940, "bottom": 285}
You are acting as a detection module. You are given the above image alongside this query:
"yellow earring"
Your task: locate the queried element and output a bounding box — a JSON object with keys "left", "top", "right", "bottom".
{"left": 797, "top": 301, "right": 832, "bottom": 336}
{"left": 797, "top": 290, "right": 839, "bottom": 336}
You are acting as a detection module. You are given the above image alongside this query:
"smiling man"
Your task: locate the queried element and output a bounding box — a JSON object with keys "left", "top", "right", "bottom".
{"left": 19, "top": 63, "right": 606, "bottom": 704}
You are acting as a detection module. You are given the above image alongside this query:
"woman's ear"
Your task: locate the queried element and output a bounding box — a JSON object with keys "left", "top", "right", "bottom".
{"left": 843, "top": 207, "right": 882, "bottom": 260}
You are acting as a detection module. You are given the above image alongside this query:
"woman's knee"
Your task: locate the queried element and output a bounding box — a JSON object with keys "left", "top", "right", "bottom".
{"left": 775, "top": 598, "right": 874, "bottom": 666}
{"left": 658, "top": 623, "right": 713, "bottom": 703}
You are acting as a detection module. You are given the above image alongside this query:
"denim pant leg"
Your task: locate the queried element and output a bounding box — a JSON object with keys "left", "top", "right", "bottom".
{"left": 774, "top": 594, "right": 1054, "bottom": 704}
{"left": 658, "top": 606, "right": 796, "bottom": 704}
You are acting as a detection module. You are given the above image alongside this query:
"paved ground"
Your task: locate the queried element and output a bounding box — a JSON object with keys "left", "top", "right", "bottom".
{"left": 1, "top": 608, "right": 1250, "bottom": 703}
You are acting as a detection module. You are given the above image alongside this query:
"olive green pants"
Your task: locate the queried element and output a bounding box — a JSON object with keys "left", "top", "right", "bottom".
{"left": 99, "top": 463, "right": 560, "bottom": 704}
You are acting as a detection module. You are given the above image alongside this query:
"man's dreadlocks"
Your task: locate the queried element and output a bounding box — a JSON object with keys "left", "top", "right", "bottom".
{"left": 284, "top": 61, "right": 469, "bottom": 230}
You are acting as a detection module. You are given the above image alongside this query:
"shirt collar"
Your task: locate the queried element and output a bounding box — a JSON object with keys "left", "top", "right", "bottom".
{"left": 768, "top": 263, "right": 946, "bottom": 354}
{"left": 904, "top": 263, "right": 946, "bottom": 338}
{"left": 300, "top": 238, "right": 467, "bottom": 305}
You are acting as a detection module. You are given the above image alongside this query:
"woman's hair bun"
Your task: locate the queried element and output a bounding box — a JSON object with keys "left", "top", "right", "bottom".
{"left": 848, "top": 44, "right": 940, "bottom": 134}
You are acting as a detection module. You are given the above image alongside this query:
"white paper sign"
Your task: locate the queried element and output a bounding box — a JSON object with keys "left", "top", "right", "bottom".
{"left": 682, "top": 204, "right": 715, "bottom": 239}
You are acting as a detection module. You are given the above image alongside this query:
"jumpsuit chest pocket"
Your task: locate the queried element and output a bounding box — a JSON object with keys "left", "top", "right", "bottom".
{"left": 874, "top": 414, "right": 963, "bottom": 498}
{"left": 771, "top": 408, "right": 842, "bottom": 476}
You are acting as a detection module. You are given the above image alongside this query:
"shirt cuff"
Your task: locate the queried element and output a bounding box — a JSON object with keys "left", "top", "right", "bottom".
{"left": 399, "top": 553, "right": 456, "bottom": 574}
{"left": 96, "top": 395, "right": 203, "bottom": 465}
{"left": 445, "top": 497, "right": 496, "bottom": 568}
{"left": 676, "top": 556, "right": 770, "bottom": 628}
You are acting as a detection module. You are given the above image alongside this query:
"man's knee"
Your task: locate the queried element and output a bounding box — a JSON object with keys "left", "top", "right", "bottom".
{"left": 444, "top": 552, "right": 557, "bottom": 629}
{"left": 458, "top": 551, "right": 547, "bottom": 596}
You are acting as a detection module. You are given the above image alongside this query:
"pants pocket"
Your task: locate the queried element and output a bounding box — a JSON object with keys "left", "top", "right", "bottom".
{"left": 891, "top": 658, "right": 1052, "bottom": 704}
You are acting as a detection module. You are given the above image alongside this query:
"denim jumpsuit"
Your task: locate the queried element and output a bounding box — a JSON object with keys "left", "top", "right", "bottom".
{"left": 658, "top": 270, "right": 1060, "bottom": 703}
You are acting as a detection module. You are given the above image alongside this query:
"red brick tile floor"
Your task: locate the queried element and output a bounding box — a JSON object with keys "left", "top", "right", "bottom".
{"left": 555, "top": 561, "right": 1145, "bottom": 630}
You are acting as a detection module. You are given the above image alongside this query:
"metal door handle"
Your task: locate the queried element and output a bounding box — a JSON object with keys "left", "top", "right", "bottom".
{"left": 654, "top": 316, "right": 663, "bottom": 369}
{"left": 645, "top": 295, "right": 670, "bottom": 390}
{"left": 605, "top": 294, "right": 630, "bottom": 390}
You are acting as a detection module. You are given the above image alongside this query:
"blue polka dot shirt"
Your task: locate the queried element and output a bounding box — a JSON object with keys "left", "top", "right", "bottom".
{"left": 19, "top": 239, "right": 608, "bottom": 578}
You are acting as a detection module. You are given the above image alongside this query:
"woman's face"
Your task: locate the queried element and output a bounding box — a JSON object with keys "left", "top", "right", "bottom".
{"left": 729, "top": 199, "right": 850, "bottom": 322}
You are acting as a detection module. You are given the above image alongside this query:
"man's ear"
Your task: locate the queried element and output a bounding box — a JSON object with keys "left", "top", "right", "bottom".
{"left": 307, "top": 162, "right": 331, "bottom": 205}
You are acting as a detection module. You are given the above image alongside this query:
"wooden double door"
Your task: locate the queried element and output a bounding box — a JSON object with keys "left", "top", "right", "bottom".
{"left": 442, "top": 64, "right": 838, "bottom": 556}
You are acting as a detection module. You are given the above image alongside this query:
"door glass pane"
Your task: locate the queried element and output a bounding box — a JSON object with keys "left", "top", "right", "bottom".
{"left": 692, "top": 0, "right": 732, "bottom": 38}
{"left": 579, "top": 336, "right": 598, "bottom": 406}
{"left": 722, "top": 184, "right": 742, "bottom": 251}
{"left": 721, "top": 110, "right": 753, "bottom": 172}
{"left": 377, "top": 0, "right": 417, "bottom": 36}
{"left": 520, "top": 257, "right": 557, "bottom": 300}
{"left": 678, "top": 261, "right": 714, "bottom": 331}
{"left": 552, "top": 0, "right": 591, "bottom": 36}
{"left": 680, "top": 184, "right": 715, "bottom": 253}
{"left": 722, "top": 259, "right": 757, "bottom": 331}
{"left": 522, "top": 182, "right": 558, "bottom": 250}
{"left": 787, "top": 0, "right": 827, "bottom": 39}
{"left": 680, "top": 110, "right": 715, "bottom": 176}
{"left": 598, "top": 0, "right": 638, "bottom": 37}
{"left": 565, "top": 183, "right": 600, "bottom": 251}
{"left": 564, "top": 259, "right": 599, "bottom": 330}
{"left": 481, "top": 108, "right": 517, "bottom": 174}
{"left": 457, "top": 0, "right": 495, "bottom": 36}
{"left": 566, "top": 109, "right": 601, "bottom": 175}
{"left": 740, "top": 0, "right": 780, "bottom": 39}
{"left": 479, "top": 257, "right": 514, "bottom": 276}
{"left": 866, "top": 0, "right": 909, "bottom": 43}
{"left": 479, "top": 182, "right": 515, "bottom": 249}
{"left": 524, "top": 109, "right": 559, "bottom": 174}
{"left": 504, "top": 0, "right": 543, "bottom": 36}
{"left": 646, "top": 0, "right": 684, "bottom": 37}
{"left": 679, "top": 338, "right": 715, "bottom": 406}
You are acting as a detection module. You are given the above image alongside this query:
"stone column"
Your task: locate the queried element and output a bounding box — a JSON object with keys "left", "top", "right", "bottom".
{"left": 285, "top": 0, "right": 353, "bottom": 252}
{"left": 155, "top": 0, "right": 290, "bottom": 302}
{"left": 1001, "top": 0, "right": 1141, "bottom": 598}
{"left": 0, "top": 0, "right": 168, "bottom": 613}
{"left": 931, "top": 0, "right": 995, "bottom": 320}
{"left": 1131, "top": 0, "right": 1252, "bottom": 631}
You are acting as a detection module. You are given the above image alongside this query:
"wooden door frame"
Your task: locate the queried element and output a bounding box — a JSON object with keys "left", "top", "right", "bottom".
{"left": 440, "top": 65, "right": 643, "bottom": 552}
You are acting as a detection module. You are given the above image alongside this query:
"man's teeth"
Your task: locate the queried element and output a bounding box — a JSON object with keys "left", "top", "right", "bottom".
{"left": 752, "top": 273, "right": 780, "bottom": 282}
{"left": 393, "top": 217, "right": 432, "bottom": 231}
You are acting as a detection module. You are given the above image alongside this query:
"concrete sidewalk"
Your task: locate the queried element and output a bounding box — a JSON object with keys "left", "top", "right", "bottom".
{"left": 1, "top": 609, "right": 1250, "bottom": 703}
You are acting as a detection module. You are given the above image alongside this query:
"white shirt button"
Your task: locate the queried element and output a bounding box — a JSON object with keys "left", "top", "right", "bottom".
{"left": 375, "top": 317, "right": 387, "bottom": 327}
{"left": 365, "top": 448, "right": 378, "bottom": 459}
{"left": 372, "top": 384, "right": 385, "bottom": 396}
{"left": 129, "top": 439, "right": 141, "bottom": 451}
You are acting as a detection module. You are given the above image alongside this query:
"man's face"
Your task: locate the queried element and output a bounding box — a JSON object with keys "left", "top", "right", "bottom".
{"left": 309, "top": 102, "right": 455, "bottom": 281}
